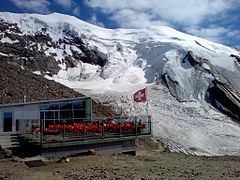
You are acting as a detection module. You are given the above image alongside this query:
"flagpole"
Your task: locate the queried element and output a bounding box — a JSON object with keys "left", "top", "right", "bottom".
{"left": 146, "top": 86, "right": 149, "bottom": 115}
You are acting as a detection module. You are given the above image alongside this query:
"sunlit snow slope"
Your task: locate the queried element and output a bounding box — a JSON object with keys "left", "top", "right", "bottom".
{"left": 1, "top": 12, "right": 240, "bottom": 156}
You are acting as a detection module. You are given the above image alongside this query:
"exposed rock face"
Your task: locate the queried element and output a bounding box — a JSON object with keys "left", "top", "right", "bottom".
{"left": 162, "top": 51, "right": 213, "bottom": 102}
{"left": 0, "top": 18, "right": 106, "bottom": 76}
{"left": 230, "top": 54, "right": 240, "bottom": 63}
{"left": 162, "top": 51, "right": 240, "bottom": 121}
{"left": 188, "top": 52, "right": 240, "bottom": 121}
{"left": 208, "top": 80, "right": 240, "bottom": 121}
{"left": 0, "top": 61, "right": 115, "bottom": 116}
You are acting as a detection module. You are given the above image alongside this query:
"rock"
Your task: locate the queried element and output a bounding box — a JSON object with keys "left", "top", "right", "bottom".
{"left": 57, "top": 157, "right": 70, "bottom": 163}
{"left": 4, "top": 149, "right": 12, "bottom": 157}
{"left": 65, "top": 158, "right": 70, "bottom": 163}
{"left": 88, "top": 149, "right": 97, "bottom": 155}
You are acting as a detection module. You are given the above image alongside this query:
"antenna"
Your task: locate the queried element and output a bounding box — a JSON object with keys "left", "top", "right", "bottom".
{"left": 23, "top": 95, "right": 27, "bottom": 103}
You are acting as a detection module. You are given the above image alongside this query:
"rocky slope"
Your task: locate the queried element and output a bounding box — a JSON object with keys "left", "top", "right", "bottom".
{"left": 0, "top": 60, "right": 114, "bottom": 116}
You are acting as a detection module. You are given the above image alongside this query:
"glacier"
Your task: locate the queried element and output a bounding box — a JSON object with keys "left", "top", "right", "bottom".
{"left": 0, "top": 12, "right": 240, "bottom": 156}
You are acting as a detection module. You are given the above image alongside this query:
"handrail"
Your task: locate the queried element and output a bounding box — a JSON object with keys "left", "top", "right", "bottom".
{"left": 17, "top": 115, "right": 152, "bottom": 147}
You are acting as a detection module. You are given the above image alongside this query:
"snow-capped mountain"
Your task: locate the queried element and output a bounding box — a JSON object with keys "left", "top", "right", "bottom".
{"left": 0, "top": 12, "right": 240, "bottom": 156}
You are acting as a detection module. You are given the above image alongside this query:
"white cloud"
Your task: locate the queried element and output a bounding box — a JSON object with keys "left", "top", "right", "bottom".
{"left": 185, "top": 26, "right": 238, "bottom": 44}
{"left": 110, "top": 9, "right": 168, "bottom": 28}
{"left": 86, "top": 0, "right": 239, "bottom": 46}
{"left": 54, "top": 0, "right": 73, "bottom": 8}
{"left": 10, "top": 0, "right": 51, "bottom": 13}
{"left": 186, "top": 26, "right": 226, "bottom": 37}
{"left": 73, "top": 7, "right": 81, "bottom": 16}
{"left": 226, "top": 30, "right": 240, "bottom": 39}
{"left": 54, "top": 0, "right": 81, "bottom": 17}
{"left": 89, "top": 14, "right": 105, "bottom": 27}
{"left": 85, "top": 0, "right": 235, "bottom": 27}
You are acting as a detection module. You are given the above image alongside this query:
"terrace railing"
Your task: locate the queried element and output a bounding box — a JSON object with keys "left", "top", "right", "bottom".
{"left": 17, "top": 115, "right": 152, "bottom": 148}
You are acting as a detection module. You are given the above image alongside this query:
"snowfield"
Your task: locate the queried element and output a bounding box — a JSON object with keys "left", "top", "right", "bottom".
{"left": 1, "top": 12, "right": 240, "bottom": 156}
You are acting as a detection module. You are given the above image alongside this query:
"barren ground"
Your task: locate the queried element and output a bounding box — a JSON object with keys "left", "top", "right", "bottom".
{"left": 0, "top": 139, "right": 240, "bottom": 180}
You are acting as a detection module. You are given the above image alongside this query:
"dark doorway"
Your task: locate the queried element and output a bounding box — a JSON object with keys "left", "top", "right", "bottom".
{"left": 3, "top": 112, "right": 12, "bottom": 132}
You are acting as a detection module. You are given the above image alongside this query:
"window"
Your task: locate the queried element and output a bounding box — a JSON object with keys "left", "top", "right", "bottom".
{"left": 73, "top": 101, "right": 85, "bottom": 109}
{"left": 3, "top": 112, "right": 12, "bottom": 132}
{"left": 74, "top": 110, "right": 86, "bottom": 119}
{"left": 40, "top": 104, "right": 59, "bottom": 110}
{"left": 45, "top": 111, "right": 55, "bottom": 120}
{"left": 60, "top": 111, "right": 72, "bottom": 119}
{"left": 60, "top": 103, "right": 72, "bottom": 110}
{"left": 40, "top": 112, "right": 44, "bottom": 120}
{"left": 40, "top": 100, "right": 88, "bottom": 123}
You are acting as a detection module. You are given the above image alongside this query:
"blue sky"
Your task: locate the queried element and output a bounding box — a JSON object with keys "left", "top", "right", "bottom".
{"left": 1, "top": 0, "right": 239, "bottom": 47}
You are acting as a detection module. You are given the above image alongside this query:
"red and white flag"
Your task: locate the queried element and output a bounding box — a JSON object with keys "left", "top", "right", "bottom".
{"left": 133, "top": 88, "right": 147, "bottom": 102}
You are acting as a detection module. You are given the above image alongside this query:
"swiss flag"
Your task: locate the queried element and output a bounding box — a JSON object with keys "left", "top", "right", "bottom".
{"left": 133, "top": 88, "right": 147, "bottom": 102}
